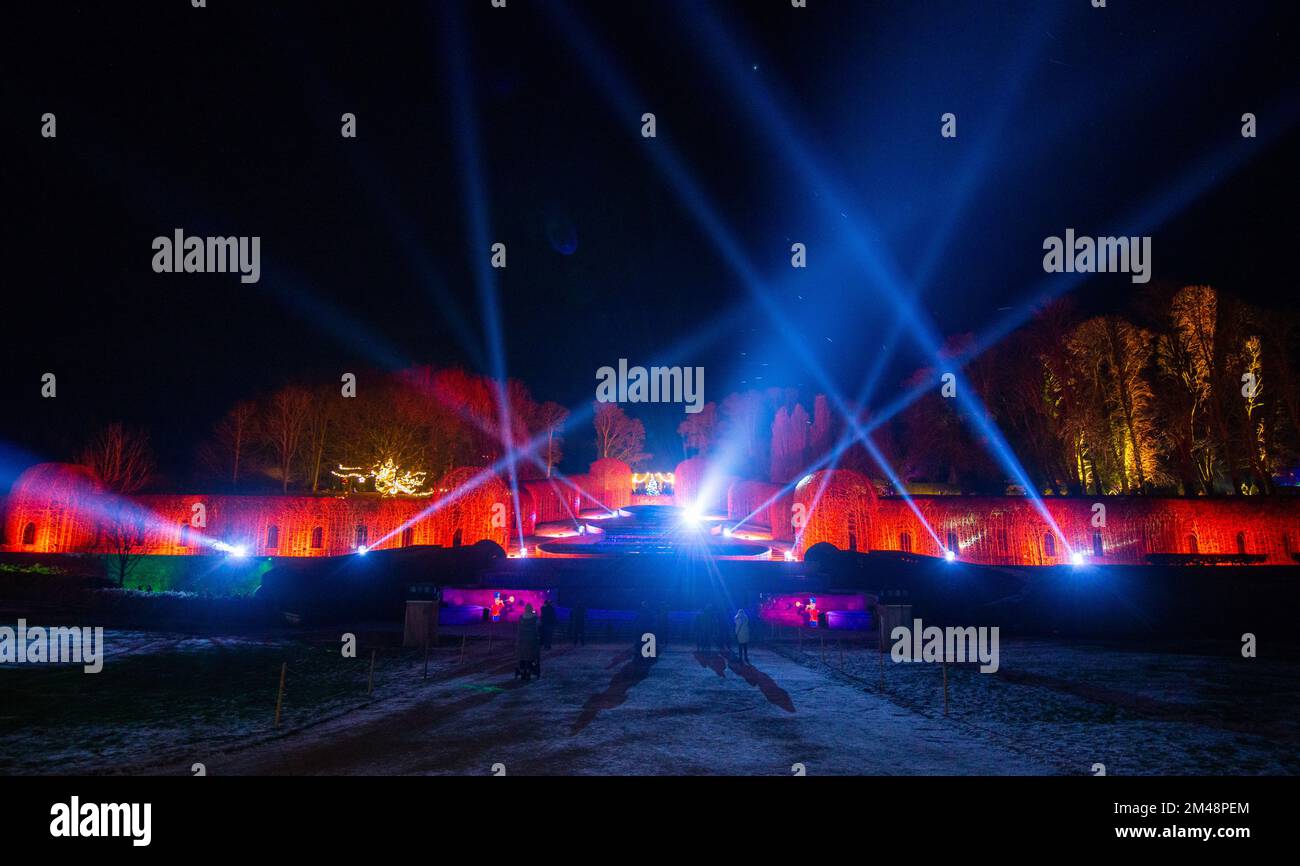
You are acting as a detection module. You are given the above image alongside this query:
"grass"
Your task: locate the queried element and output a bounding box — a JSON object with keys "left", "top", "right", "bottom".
{"left": 0, "top": 635, "right": 409, "bottom": 774}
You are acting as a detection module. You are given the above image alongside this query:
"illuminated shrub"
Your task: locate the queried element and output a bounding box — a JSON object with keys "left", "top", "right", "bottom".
{"left": 586, "top": 458, "right": 632, "bottom": 512}
{"left": 674, "top": 456, "right": 733, "bottom": 514}
{"left": 522, "top": 478, "right": 579, "bottom": 525}
{"left": 434, "top": 467, "right": 509, "bottom": 550}
{"left": 794, "top": 470, "right": 876, "bottom": 557}
{"left": 514, "top": 485, "right": 537, "bottom": 539}
{"left": 727, "top": 480, "right": 783, "bottom": 535}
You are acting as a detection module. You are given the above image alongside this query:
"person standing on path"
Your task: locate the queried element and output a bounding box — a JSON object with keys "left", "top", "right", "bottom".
{"left": 734, "top": 608, "right": 751, "bottom": 664}
{"left": 517, "top": 603, "right": 541, "bottom": 680}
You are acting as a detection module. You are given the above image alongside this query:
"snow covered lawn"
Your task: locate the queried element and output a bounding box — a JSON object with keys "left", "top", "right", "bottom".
{"left": 3, "top": 630, "right": 1295, "bottom": 775}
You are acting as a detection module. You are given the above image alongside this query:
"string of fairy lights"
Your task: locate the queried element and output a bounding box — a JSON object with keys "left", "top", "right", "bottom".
{"left": 331, "top": 458, "right": 433, "bottom": 497}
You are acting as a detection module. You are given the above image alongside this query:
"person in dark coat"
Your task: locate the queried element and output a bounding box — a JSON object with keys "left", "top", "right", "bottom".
{"left": 539, "top": 599, "right": 557, "bottom": 650}
{"left": 570, "top": 602, "right": 587, "bottom": 646}
{"left": 517, "top": 604, "right": 541, "bottom": 680}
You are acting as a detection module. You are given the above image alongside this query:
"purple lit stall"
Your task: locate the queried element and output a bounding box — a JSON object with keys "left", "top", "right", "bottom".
{"left": 440, "top": 588, "right": 551, "bottom": 624}
{"left": 759, "top": 593, "right": 872, "bottom": 631}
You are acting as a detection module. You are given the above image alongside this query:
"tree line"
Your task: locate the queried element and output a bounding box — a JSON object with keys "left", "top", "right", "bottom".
{"left": 72, "top": 284, "right": 1297, "bottom": 498}
{"left": 75, "top": 367, "right": 662, "bottom": 496}
{"left": 676, "top": 284, "right": 1298, "bottom": 496}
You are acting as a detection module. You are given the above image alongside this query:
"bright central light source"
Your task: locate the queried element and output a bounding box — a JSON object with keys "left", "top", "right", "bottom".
{"left": 783, "top": 549, "right": 795, "bottom": 561}
{"left": 944, "top": 549, "right": 956, "bottom": 563}
{"left": 681, "top": 506, "right": 703, "bottom": 528}
{"left": 722, "top": 526, "right": 733, "bottom": 538}
{"left": 357, "top": 545, "right": 369, "bottom": 556}
{"left": 519, "top": 546, "right": 529, "bottom": 558}
{"left": 1070, "top": 551, "right": 1085, "bottom": 567}
{"left": 214, "top": 541, "right": 248, "bottom": 558}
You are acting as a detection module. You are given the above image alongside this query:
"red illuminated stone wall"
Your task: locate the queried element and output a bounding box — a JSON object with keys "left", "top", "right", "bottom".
{"left": 0, "top": 462, "right": 516, "bottom": 558}
{"left": 791, "top": 476, "right": 1300, "bottom": 565}
{"left": 0, "top": 463, "right": 103, "bottom": 553}
{"left": 5, "top": 462, "right": 1298, "bottom": 566}
{"left": 431, "top": 468, "right": 510, "bottom": 550}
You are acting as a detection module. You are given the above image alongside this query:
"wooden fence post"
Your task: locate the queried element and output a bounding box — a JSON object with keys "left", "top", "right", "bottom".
{"left": 274, "top": 661, "right": 286, "bottom": 728}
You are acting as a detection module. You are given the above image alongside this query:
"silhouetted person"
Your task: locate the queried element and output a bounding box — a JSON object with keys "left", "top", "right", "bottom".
{"left": 516, "top": 603, "right": 540, "bottom": 681}
{"left": 540, "top": 599, "right": 557, "bottom": 650}
{"left": 570, "top": 602, "right": 587, "bottom": 646}
{"left": 734, "top": 608, "right": 751, "bottom": 664}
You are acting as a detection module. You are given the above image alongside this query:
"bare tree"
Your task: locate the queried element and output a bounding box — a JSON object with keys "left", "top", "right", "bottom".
{"left": 201, "top": 401, "right": 257, "bottom": 490}
{"left": 677, "top": 402, "right": 718, "bottom": 457}
{"left": 593, "top": 402, "right": 650, "bottom": 466}
{"left": 80, "top": 422, "right": 155, "bottom": 494}
{"left": 301, "top": 386, "right": 340, "bottom": 493}
{"left": 534, "top": 401, "right": 569, "bottom": 478}
{"left": 102, "top": 499, "right": 146, "bottom": 587}
{"left": 262, "top": 386, "right": 312, "bottom": 493}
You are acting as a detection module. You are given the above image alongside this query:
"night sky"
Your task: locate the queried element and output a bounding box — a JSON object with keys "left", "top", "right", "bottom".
{"left": 3, "top": 0, "right": 1298, "bottom": 483}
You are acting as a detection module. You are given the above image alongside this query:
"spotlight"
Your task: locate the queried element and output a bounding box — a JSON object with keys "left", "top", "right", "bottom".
{"left": 357, "top": 545, "right": 369, "bottom": 556}
{"left": 944, "top": 549, "right": 956, "bottom": 563}
{"left": 1070, "top": 551, "right": 1085, "bottom": 567}
{"left": 230, "top": 544, "right": 248, "bottom": 559}
{"left": 520, "top": 546, "right": 529, "bottom": 558}
{"left": 722, "top": 526, "right": 733, "bottom": 538}
{"left": 681, "top": 506, "right": 703, "bottom": 528}
{"left": 783, "top": 549, "right": 795, "bottom": 562}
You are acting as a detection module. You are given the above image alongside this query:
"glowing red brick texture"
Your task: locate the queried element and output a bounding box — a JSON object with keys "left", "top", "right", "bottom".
{"left": 3, "top": 462, "right": 1297, "bottom": 565}
{"left": 791, "top": 468, "right": 1300, "bottom": 565}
